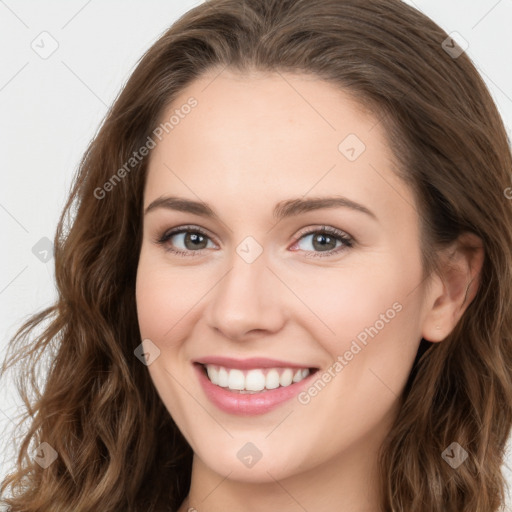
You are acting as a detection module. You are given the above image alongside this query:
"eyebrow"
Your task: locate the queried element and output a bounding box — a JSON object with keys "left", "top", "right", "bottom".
{"left": 144, "top": 195, "right": 377, "bottom": 221}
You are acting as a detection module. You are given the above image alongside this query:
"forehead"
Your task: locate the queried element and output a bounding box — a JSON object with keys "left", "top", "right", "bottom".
{"left": 144, "top": 69, "right": 413, "bottom": 225}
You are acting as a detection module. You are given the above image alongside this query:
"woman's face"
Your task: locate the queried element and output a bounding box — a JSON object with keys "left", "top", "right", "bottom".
{"left": 136, "top": 70, "right": 434, "bottom": 482}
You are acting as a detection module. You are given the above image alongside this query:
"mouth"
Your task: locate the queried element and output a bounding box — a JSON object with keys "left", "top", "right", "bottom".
{"left": 193, "top": 358, "right": 320, "bottom": 416}
{"left": 196, "top": 363, "right": 319, "bottom": 393}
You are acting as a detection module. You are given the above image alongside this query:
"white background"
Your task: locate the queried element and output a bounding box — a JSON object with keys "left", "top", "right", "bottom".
{"left": 1, "top": 0, "right": 511, "bottom": 507}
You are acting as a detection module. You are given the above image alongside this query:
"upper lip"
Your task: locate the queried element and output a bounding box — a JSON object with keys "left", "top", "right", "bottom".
{"left": 194, "top": 356, "right": 318, "bottom": 370}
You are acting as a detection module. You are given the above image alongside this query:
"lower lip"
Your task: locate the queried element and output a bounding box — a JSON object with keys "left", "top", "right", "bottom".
{"left": 194, "top": 364, "right": 317, "bottom": 416}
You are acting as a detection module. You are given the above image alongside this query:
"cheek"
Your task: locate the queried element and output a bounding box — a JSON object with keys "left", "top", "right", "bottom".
{"left": 290, "top": 258, "right": 422, "bottom": 396}
{"left": 135, "top": 255, "right": 203, "bottom": 434}
{"left": 135, "top": 252, "right": 207, "bottom": 348}
{"left": 284, "top": 261, "right": 404, "bottom": 345}
{"left": 304, "top": 273, "right": 420, "bottom": 412}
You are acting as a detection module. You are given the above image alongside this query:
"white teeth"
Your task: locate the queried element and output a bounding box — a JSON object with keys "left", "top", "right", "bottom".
{"left": 266, "top": 369, "right": 280, "bottom": 389}
{"left": 280, "top": 368, "right": 293, "bottom": 387}
{"left": 228, "top": 369, "right": 245, "bottom": 390}
{"left": 206, "top": 365, "right": 218, "bottom": 383}
{"left": 218, "top": 367, "right": 229, "bottom": 387}
{"left": 204, "top": 364, "right": 312, "bottom": 392}
{"left": 292, "top": 369, "right": 303, "bottom": 383}
{"left": 246, "top": 369, "right": 266, "bottom": 391}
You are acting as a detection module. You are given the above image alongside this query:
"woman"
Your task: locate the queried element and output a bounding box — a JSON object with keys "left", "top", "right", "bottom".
{"left": 1, "top": 0, "right": 511, "bottom": 511}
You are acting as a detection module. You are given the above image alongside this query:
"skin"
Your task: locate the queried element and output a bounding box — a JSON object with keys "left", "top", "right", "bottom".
{"left": 135, "top": 69, "right": 483, "bottom": 512}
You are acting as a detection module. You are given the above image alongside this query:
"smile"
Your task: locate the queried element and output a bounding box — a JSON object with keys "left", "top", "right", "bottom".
{"left": 204, "top": 364, "right": 312, "bottom": 393}
{"left": 193, "top": 357, "right": 319, "bottom": 415}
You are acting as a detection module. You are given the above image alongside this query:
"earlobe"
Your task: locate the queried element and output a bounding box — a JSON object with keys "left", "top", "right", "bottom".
{"left": 421, "top": 232, "right": 484, "bottom": 343}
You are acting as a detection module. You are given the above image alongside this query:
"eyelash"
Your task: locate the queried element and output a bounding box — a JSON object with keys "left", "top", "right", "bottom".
{"left": 154, "top": 224, "right": 354, "bottom": 258}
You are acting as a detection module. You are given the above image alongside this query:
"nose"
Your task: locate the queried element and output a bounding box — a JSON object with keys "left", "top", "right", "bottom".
{"left": 204, "top": 250, "right": 287, "bottom": 341}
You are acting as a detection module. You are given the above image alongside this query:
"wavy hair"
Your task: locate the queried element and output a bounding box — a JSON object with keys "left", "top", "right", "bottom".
{"left": 1, "top": 0, "right": 511, "bottom": 510}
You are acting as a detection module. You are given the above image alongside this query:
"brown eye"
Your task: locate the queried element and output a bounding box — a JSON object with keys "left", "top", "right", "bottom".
{"left": 293, "top": 226, "right": 354, "bottom": 258}
{"left": 156, "top": 226, "right": 216, "bottom": 256}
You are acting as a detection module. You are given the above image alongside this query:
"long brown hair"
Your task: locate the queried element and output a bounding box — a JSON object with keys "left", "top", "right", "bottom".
{"left": 2, "top": 0, "right": 511, "bottom": 510}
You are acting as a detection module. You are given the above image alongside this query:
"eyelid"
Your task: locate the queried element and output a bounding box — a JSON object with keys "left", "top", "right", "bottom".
{"left": 293, "top": 224, "right": 353, "bottom": 241}
{"left": 156, "top": 224, "right": 217, "bottom": 243}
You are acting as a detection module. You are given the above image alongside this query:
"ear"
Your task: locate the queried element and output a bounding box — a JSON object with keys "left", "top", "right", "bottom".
{"left": 421, "top": 232, "right": 484, "bottom": 343}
